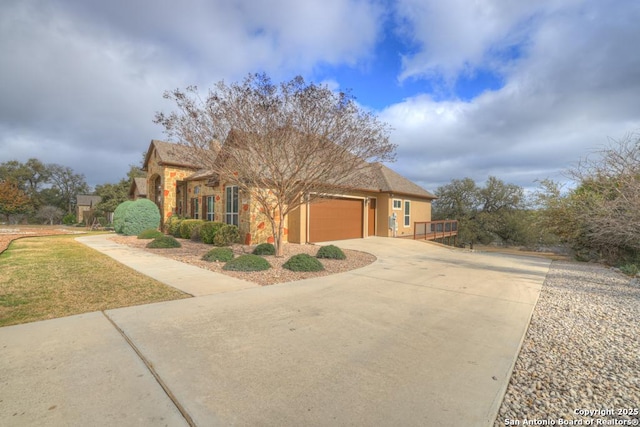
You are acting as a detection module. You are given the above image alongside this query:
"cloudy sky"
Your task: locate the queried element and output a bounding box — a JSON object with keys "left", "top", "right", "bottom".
{"left": 2, "top": 0, "right": 639, "bottom": 193}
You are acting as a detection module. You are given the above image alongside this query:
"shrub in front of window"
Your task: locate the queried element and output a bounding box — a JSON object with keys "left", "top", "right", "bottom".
{"left": 200, "top": 221, "right": 225, "bottom": 244}
{"left": 283, "top": 253, "right": 325, "bottom": 272}
{"left": 179, "top": 219, "right": 205, "bottom": 239}
{"left": 202, "top": 247, "right": 234, "bottom": 262}
{"left": 213, "top": 224, "right": 240, "bottom": 246}
{"left": 316, "top": 244, "right": 346, "bottom": 260}
{"left": 252, "top": 243, "right": 276, "bottom": 256}
{"left": 222, "top": 254, "right": 271, "bottom": 271}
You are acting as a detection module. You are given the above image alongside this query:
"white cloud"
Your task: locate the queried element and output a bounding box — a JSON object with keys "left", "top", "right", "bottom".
{"left": 394, "top": 0, "right": 583, "bottom": 84}
{"left": 382, "top": 0, "right": 640, "bottom": 192}
{"left": 0, "top": 0, "right": 383, "bottom": 186}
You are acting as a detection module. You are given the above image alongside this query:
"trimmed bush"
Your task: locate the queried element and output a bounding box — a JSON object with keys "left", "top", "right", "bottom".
{"left": 179, "top": 219, "right": 205, "bottom": 239}
{"left": 190, "top": 224, "right": 203, "bottom": 242}
{"left": 283, "top": 253, "right": 325, "bottom": 272}
{"left": 200, "top": 221, "right": 225, "bottom": 244}
{"left": 213, "top": 224, "right": 240, "bottom": 246}
{"left": 146, "top": 235, "right": 181, "bottom": 248}
{"left": 163, "top": 215, "right": 181, "bottom": 235}
{"left": 121, "top": 199, "right": 161, "bottom": 236}
{"left": 202, "top": 247, "right": 234, "bottom": 262}
{"left": 137, "top": 228, "right": 163, "bottom": 239}
{"left": 316, "top": 244, "right": 346, "bottom": 260}
{"left": 252, "top": 243, "right": 275, "bottom": 256}
{"left": 113, "top": 200, "right": 134, "bottom": 233}
{"left": 223, "top": 254, "right": 271, "bottom": 271}
{"left": 169, "top": 217, "right": 185, "bottom": 237}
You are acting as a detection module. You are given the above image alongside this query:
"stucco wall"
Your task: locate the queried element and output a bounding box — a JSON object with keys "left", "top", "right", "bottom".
{"left": 387, "top": 195, "right": 432, "bottom": 238}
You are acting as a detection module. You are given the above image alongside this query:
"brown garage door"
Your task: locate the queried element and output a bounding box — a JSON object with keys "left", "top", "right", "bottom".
{"left": 309, "top": 197, "right": 363, "bottom": 242}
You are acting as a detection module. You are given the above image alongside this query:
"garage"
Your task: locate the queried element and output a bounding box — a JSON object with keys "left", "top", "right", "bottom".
{"left": 308, "top": 197, "right": 364, "bottom": 242}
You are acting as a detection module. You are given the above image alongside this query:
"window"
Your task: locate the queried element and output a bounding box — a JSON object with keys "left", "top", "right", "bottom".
{"left": 404, "top": 200, "right": 410, "bottom": 227}
{"left": 206, "top": 196, "right": 215, "bottom": 221}
{"left": 192, "top": 197, "right": 199, "bottom": 219}
{"left": 393, "top": 199, "right": 402, "bottom": 210}
{"left": 225, "top": 186, "right": 239, "bottom": 226}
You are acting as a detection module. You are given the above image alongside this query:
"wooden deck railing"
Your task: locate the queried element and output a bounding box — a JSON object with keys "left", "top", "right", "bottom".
{"left": 413, "top": 220, "right": 459, "bottom": 243}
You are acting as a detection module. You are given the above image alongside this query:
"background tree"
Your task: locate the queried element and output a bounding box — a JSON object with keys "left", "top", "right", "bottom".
{"left": 0, "top": 158, "right": 50, "bottom": 209}
{"left": 94, "top": 166, "right": 145, "bottom": 219}
{"left": 0, "top": 180, "right": 31, "bottom": 223}
{"left": 36, "top": 205, "right": 64, "bottom": 225}
{"left": 156, "top": 73, "right": 394, "bottom": 256}
{"left": 433, "top": 176, "right": 535, "bottom": 246}
{"left": 47, "top": 164, "right": 90, "bottom": 214}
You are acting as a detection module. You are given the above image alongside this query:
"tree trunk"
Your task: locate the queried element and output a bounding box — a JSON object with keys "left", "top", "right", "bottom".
{"left": 275, "top": 218, "right": 286, "bottom": 257}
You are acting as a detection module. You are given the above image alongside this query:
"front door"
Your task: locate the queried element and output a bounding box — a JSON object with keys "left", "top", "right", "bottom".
{"left": 367, "top": 198, "right": 376, "bottom": 236}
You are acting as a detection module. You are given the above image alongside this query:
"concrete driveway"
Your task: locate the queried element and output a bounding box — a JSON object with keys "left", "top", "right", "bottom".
{"left": 0, "top": 236, "right": 550, "bottom": 427}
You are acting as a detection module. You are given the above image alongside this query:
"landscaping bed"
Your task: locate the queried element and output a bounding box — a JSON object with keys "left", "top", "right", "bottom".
{"left": 109, "top": 235, "right": 377, "bottom": 286}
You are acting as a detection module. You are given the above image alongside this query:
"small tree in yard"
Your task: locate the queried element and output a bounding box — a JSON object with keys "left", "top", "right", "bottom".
{"left": 155, "top": 73, "right": 395, "bottom": 256}
{"left": 0, "top": 179, "right": 31, "bottom": 223}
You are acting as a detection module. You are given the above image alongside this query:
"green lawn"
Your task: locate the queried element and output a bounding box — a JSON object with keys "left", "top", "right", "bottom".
{"left": 0, "top": 234, "right": 189, "bottom": 327}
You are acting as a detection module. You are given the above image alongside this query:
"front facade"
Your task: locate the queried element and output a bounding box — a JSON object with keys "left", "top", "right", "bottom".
{"left": 142, "top": 140, "right": 436, "bottom": 245}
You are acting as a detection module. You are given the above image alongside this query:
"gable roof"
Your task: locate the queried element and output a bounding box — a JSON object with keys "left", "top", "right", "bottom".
{"left": 129, "top": 177, "right": 147, "bottom": 197}
{"left": 145, "top": 138, "right": 435, "bottom": 200}
{"left": 367, "top": 163, "right": 436, "bottom": 199}
{"left": 76, "top": 194, "right": 101, "bottom": 207}
{"left": 142, "top": 140, "right": 203, "bottom": 170}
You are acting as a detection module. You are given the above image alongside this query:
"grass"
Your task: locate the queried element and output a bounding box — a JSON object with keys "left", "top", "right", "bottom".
{"left": 0, "top": 234, "right": 189, "bottom": 327}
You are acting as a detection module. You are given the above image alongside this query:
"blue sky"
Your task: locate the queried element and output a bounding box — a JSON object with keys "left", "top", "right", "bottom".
{"left": 1, "top": 0, "right": 640, "bottom": 194}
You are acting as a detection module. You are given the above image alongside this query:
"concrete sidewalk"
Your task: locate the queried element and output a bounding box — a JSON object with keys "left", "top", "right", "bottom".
{"left": 75, "top": 234, "right": 257, "bottom": 296}
{"left": 0, "top": 236, "right": 551, "bottom": 426}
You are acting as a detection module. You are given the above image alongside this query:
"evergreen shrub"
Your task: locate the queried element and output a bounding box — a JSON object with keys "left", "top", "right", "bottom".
{"left": 222, "top": 254, "right": 271, "bottom": 271}
{"left": 213, "top": 224, "right": 240, "bottom": 246}
{"left": 146, "top": 235, "right": 181, "bottom": 248}
{"left": 179, "top": 219, "right": 205, "bottom": 239}
{"left": 121, "top": 199, "right": 161, "bottom": 236}
{"left": 316, "top": 245, "right": 346, "bottom": 260}
{"left": 200, "top": 221, "right": 225, "bottom": 244}
{"left": 202, "top": 247, "right": 234, "bottom": 262}
{"left": 283, "top": 253, "right": 324, "bottom": 272}
{"left": 252, "top": 243, "right": 275, "bottom": 255}
{"left": 137, "top": 228, "right": 163, "bottom": 239}
{"left": 113, "top": 200, "right": 134, "bottom": 233}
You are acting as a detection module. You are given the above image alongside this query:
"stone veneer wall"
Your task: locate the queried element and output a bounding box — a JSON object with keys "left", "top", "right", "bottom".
{"left": 241, "top": 187, "right": 288, "bottom": 246}
{"left": 146, "top": 151, "right": 196, "bottom": 224}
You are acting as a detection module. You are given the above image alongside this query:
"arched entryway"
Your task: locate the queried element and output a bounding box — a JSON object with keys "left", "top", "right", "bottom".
{"left": 149, "top": 174, "right": 163, "bottom": 224}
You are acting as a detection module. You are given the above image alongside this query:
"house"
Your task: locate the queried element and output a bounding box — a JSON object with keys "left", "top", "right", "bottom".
{"left": 142, "top": 139, "right": 436, "bottom": 244}
{"left": 129, "top": 177, "right": 147, "bottom": 200}
{"left": 76, "top": 194, "right": 101, "bottom": 223}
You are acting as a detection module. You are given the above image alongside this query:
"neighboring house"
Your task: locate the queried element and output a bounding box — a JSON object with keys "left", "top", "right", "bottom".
{"left": 76, "top": 194, "right": 101, "bottom": 223}
{"left": 142, "top": 139, "right": 436, "bottom": 244}
{"left": 129, "top": 177, "right": 148, "bottom": 200}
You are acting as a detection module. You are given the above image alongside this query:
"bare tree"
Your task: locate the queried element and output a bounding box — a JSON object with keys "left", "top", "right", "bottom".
{"left": 568, "top": 132, "right": 640, "bottom": 262}
{"left": 155, "top": 73, "right": 395, "bottom": 256}
{"left": 36, "top": 205, "right": 64, "bottom": 225}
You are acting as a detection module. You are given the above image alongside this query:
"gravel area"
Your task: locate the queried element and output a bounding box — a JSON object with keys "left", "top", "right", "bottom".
{"left": 495, "top": 260, "right": 640, "bottom": 426}
{"left": 109, "top": 235, "right": 376, "bottom": 286}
